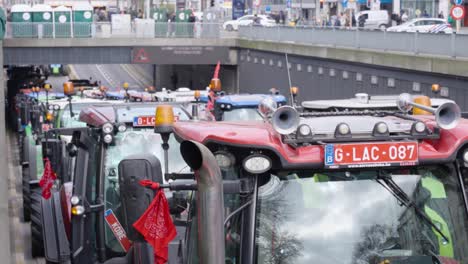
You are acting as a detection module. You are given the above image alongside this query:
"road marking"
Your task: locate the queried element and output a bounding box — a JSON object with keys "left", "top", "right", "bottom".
{"left": 121, "top": 64, "right": 150, "bottom": 89}
{"left": 96, "top": 64, "right": 117, "bottom": 88}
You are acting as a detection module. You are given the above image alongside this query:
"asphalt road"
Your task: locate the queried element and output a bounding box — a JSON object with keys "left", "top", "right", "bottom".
{"left": 70, "top": 64, "right": 153, "bottom": 91}
{"left": 7, "top": 130, "right": 45, "bottom": 264}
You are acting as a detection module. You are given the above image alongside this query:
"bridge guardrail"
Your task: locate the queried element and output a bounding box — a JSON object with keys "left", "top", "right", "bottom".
{"left": 5, "top": 22, "right": 226, "bottom": 39}
{"left": 237, "top": 25, "right": 468, "bottom": 59}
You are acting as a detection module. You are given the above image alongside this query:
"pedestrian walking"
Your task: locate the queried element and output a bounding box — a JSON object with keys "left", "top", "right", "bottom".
{"left": 401, "top": 11, "right": 408, "bottom": 23}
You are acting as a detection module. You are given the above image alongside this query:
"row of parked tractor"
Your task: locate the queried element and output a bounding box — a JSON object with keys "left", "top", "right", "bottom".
{"left": 9, "top": 65, "right": 468, "bottom": 264}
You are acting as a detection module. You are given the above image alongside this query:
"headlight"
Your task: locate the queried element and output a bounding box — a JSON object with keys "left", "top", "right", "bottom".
{"left": 102, "top": 123, "right": 114, "bottom": 134}
{"left": 214, "top": 151, "right": 235, "bottom": 169}
{"left": 243, "top": 154, "right": 272, "bottom": 174}
{"left": 463, "top": 149, "right": 468, "bottom": 164}
{"left": 70, "top": 195, "right": 80, "bottom": 205}
{"left": 117, "top": 123, "right": 127, "bottom": 132}
{"left": 71, "top": 205, "right": 85, "bottom": 215}
{"left": 103, "top": 134, "right": 113, "bottom": 144}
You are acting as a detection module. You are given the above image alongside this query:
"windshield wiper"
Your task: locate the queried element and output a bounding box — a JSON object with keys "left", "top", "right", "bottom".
{"left": 376, "top": 172, "right": 450, "bottom": 244}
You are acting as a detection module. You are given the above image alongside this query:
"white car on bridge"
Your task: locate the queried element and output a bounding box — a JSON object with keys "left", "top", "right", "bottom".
{"left": 222, "top": 15, "right": 276, "bottom": 31}
{"left": 387, "top": 18, "right": 453, "bottom": 34}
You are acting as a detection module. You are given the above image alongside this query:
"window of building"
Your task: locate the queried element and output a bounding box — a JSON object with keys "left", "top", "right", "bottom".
{"left": 342, "top": 71, "right": 349, "bottom": 79}
{"left": 269, "top": 59, "right": 274, "bottom": 66}
{"left": 307, "top": 65, "right": 313, "bottom": 73}
{"left": 356, "top": 72, "right": 362, "bottom": 81}
{"left": 371, "top": 75, "right": 378, "bottom": 85}
{"left": 261, "top": 58, "right": 266, "bottom": 65}
{"left": 387, "top": 78, "right": 395, "bottom": 87}
{"left": 440, "top": 87, "right": 449, "bottom": 97}
{"left": 247, "top": 56, "right": 251, "bottom": 62}
{"left": 329, "top": 69, "right": 335, "bottom": 77}
{"left": 412, "top": 82, "right": 421, "bottom": 92}
{"left": 297, "top": 64, "right": 302, "bottom": 72}
{"left": 277, "top": 60, "right": 282, "bottom": 68}
{"left": 318, "top": 67, "right": 323, "bottom": 75}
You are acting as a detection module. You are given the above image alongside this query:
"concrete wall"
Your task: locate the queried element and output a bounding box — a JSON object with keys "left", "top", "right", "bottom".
{"left": 238, "top": 49, "right": 468, "bottom": 110}
{"left": 0, "top": 40, "right": 11, "bottom": 264}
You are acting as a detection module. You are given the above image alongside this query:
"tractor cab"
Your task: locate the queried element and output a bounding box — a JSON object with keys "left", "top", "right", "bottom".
{"left": 131, "top": 93, "right": 468, "bottom": 264}
{"left": 41, "top": 102, "right": 192, "bottom": 264}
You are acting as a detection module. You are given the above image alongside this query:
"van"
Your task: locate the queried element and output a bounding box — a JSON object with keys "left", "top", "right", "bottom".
{"left": 355, "top": 10, "right": 389, "bottom": 30}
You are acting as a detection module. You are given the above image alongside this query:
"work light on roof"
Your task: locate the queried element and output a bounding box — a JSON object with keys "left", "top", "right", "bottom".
{"left": 373, "top": 122, "right": 389, "bottom": 137}
{"left": 102, "top": 122, "right": 114, "bottom": 134}
{"left": 243, "top": 154, "right": 272, "bottom": 174}
{"left": 414, "top": 122, "right": 426, "bottom": 134}
{"left": 297, "top": 124, "right": 312, "bottom": 137}
{"left": 335, "top": 123, "right": 351, "bottom": 138}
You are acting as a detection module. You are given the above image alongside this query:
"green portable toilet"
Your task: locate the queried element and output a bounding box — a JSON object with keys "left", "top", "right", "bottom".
{"left": 11, "top": 4, "right": 33, "bottom": 38}
{"left": 0, "top": 7, "right": 5, "bottom": 39}
{"left": 152, "top": 8, "right": 168, "bottom": 37}
{"left": 32, "top": 4, "right": 53, "bottom": 38}
{"left": 73, "top": 2, "right": 93, "bottom": 37}
{"left": 175, "top": 9, "right": 191, "bottom": 37}
{"left": 53, "top": 5, "right": 72, "bottom": 37}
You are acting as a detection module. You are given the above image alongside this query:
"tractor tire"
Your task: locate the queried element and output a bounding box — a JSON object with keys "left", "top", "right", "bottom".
{"left": 30, "top": 188, "right": 44, "bottom": 258}
{"left": 22, "top": 165, "right": 31, "bottom": 222}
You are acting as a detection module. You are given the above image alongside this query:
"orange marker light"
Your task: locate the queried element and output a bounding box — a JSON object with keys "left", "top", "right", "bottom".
{"left": 46, "top": 111, "right": 54, "bottom": 122}
{"left": 210, "top": 78, "right": 222, "bottom": 92}
{"left": 290, "top": 86, "right": 299, "bottom": 96}
{"left": 412, "top": 96, "right": 432, "bottom": 115}
{"left": 432, "top": 84, "right": 441, "bottom": 93}
{"left": 44, "top": 83, "right": 52, "bottom": 91}
{"left": 99, "top": 85, "right": 107, "bottom": 92}
{"left": 63, "top": 82, "right": 75, "bottom": 96}
{"left": 194, "top": 90, "right": 201, "bottom": 100}
{"left": 154, "top": 105, "right": 175, "bottom": 134}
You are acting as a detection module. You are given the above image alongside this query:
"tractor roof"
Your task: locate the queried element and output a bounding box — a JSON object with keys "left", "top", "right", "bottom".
{"left": 79, "top": 102, "right": 191, "bottom": 127}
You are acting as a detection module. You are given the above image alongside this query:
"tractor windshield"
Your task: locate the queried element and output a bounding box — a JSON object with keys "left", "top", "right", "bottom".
{"left": 60, "top": 104, "right": 88, "bottom": 128}
{"left": 223, "top": 108, "right": 263, "bottom": 122}
{"left": 103, "top": 128, "right": 190, "bottom": 253}
{"left": 255, "top": 165, "right": 468, "bottom": 264}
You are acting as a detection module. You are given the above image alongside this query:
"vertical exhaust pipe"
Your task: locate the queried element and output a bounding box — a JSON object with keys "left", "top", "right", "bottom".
{"left": 180, "top": 140, "right": 225, "bottom": 264}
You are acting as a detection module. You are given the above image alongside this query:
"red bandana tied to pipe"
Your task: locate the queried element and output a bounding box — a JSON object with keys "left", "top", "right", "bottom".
{"left": 39, "top": 157, "right": 56, "bottom": 199}
{"left": 133, "top": 180, "right": 177, "bottom": 264}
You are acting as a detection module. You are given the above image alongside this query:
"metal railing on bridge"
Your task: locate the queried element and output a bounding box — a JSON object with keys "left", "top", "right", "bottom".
{"left": 238, "top": 25, "right": 468, "bottom": 58}
{"left": 5, "top": 22, "right": 226, "bottom": 39}
{"left": 6, "top": 22, "right": 468, "bottom": 59}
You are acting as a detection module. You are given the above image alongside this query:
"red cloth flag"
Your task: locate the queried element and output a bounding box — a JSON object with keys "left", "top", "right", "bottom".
{"left": 133, "top": 180, "right": 177, "bottom": 264}
{"left": 39, "top": 157, "right": 56, "bottom": 199}
{"left": 213, "top": 61, "right": 221, "bottom": 79}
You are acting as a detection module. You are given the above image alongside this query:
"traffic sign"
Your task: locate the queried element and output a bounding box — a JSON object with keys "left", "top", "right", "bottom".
{"left": 451, "top": 5, "right": 465, "bottom": 20}
{"left": 286, "top": 0, "right": 291, "bottom": 8}
{"left": 455, "top": 0, "right": 464, "bottom": 5}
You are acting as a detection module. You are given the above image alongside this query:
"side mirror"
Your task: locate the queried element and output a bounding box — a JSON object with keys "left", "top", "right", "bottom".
{"left": 118, "top": 154, "right": 163, "bottom": 241}
{"left": 41, "top": 138, "right": 63, "bottom": 179}
{"left": 168, "top": 191, "right": 189, "bottom": 217}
